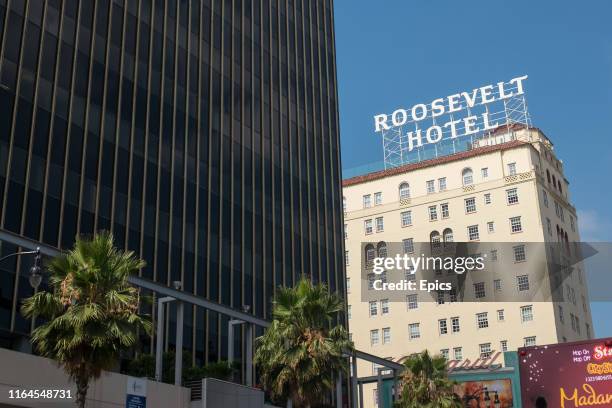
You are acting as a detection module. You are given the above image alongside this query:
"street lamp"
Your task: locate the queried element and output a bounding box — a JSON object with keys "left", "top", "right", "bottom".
{"left": 0, "top": 247, "right": 42, "bottom": 289}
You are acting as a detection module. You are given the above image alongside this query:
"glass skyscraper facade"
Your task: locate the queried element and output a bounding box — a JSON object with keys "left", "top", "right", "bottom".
{"left": 0, "top": 0, "right": 343, "bottom": 364}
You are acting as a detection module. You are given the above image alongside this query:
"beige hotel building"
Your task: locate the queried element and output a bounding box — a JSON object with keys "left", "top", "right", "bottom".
{"left": 342, "top": 125, "right": 593, "bottom": 407}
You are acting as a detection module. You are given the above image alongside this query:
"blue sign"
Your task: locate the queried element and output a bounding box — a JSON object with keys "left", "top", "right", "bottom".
{"left": 126, "top": 394, "right": 146, "bottom": 408}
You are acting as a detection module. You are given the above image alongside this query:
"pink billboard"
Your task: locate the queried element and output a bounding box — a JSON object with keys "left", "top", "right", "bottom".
{"left": 519, "top": 337, "right": 612, "bottom": 407}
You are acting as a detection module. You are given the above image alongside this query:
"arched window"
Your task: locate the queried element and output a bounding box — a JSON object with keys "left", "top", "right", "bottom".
{"left": 430, "top": 230, "right": 441, "bottom": 249}
{"left": 552, "top": 175, "right": 557, "bottom": 187}
{"left": 377, "top": 241, "right": 387, "bottom": 258}
{"left": 462, "top": 168, "right": 473, "bottom": 186}
{"left": 365, "top": 244, "right": 375, "bottom": 265}
{"left": 557, "top": 180, "right": 563, "bottom": 194}
{"left": 399, "top": 182, "right": 410, "bottom": 200}
{"left": 443, "top": 228, "right": 454, "bottom": 243}
{"left": 546, "top": 169, "right": 551, "bottom": 183}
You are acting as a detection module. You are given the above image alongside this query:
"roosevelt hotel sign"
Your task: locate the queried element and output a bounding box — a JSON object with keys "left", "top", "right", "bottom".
{"left": 374, "top": 75, "right": 531, "bottom": 169}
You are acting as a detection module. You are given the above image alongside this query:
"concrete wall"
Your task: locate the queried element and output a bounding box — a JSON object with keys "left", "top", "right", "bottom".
{"left": 0, "top": 348, "right": 190, "bottom": 407}
{"left": 200, "top": 378, "right": 264, "bottom": 408}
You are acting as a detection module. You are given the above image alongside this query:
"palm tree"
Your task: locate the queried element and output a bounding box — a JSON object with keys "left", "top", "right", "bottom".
{"left": 394, "top": 351, "right": 461, "bottom": 408}
{"left": 21, "top": 232, "right": 152, "bottom": 408}
{"left": 254, "top": 278, "right": 353, "bottom": 407}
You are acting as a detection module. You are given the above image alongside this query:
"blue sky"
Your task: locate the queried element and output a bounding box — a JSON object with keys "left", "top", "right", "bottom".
{"left": 334, "top": 0, "right": 612, "bottom": 337}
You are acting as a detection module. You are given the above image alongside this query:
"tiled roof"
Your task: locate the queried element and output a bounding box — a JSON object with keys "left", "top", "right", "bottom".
{"left": 342, "top": 139, "right": 528, "bottom": 187}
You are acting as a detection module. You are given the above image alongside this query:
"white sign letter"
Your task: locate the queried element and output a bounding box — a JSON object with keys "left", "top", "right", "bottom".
{"left": 407, "top": 129, "right": 423, "bottom": 151}
{"left": 426, "top": 126, "right": 443, "bottom": 144}
{"left": 431, "top": 98, "right": 446, "bottom": 117}
{"left": 391, "top": 109, "right": 408, "bottom": 127}
{"left": 482, "top": 112, "right": 499, "bottom": 130}
{"left": 447, "top": 94, "right": 462, "bottom": 112}
{"left": 463, "top": 115, "right": 480, "bottom": 135}
{"left": 444, "top": 119, "right": 461, "bottom": 139}
{"left": 480, "top": 85, "right": 495, "bottom": 104}
{"left": 510, "top": 75, "right": 528, "bottom": 95}
{"left": 461, "top": 89, "right": 479, "bottom": 108}
{"left": 411, "top": 104, "right": 428, "bottom": 121}
{"left": 374, "top": 114, "right": 390, "bottom": 132}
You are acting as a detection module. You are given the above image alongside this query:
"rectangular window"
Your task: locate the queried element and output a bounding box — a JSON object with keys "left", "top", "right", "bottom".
{"left": 481, "top": 167, "right": 489, "bottom": 178}
{"left": 347, "top": 305, "right": 352, "bottom": 319}
{"left": 468, "top": 225, "right": 479, "bottom": 241}
{"left": 344, "top": 224, "right": 348, "bottom": 240}
{"left": 480, "top": 343, "right": 492, "bottom": 358}
{"left": 364, "top": 219, "right": 373, "bottom": 234}
{"left": 476, "top": 312, "right": 489, "bottom": 329}
{"left": 514, "top": 245, "right": 526, "bottom": 262}
{"left": 383, "top": 327, "right": 391, "bottom": 344}
{"left": 451, "top": 317, "right": 460, "bottom": 333}
{"left": 401, "top": 211, "right": 412, "bottom": 227}
{"left": 428, "top": 205, "right": 438, "bottom": 221}
{"left": 465, "top": 197, "right": 476, "bottom": 213}
{"left": 426, "top": 180, "right": 435, "bottom": 194}
{"left": 500, "top": 340, "right": 508, "bottom": 352}
{"left": 440, "top": 349, "right": 449, "bottom": 360}
{"left": 409, "top": 323, "right": 420, "bottom": 340}
{"left": 484, "top": 193, "right": 491, "bottom": 204}
{"left": 524, "top": 336, "right": 536, "bottom": 347}
{"left": 487, "top": 221, "right": 495, "bottom": 233}
{"left": 369, "top": 301, "right": 378, "bottom": 317}
{"left": 381, "top": 299, "right": 389, "bottom": 315}
{"left": 343, "top": 197, "right": 347, "bottom": 211}
{"left": 453, "top": 347, "right": 463, "bottom": 360}
{"left": 438, "top": 177, "right": 447, "bottom": 191}
{"left": 405, "top": 268, "right": 416, "bottom": 282}
{"left": 546, "top": 218, "right": 552, "bottom": 235}
{"left": 490, "top": 249, "right": 498, "bottom": 261}
{"left": 439, "top": 319, "right": 448, "bottom": 335}
{"left": 407, "top": 294, "right": 418, "bottom": 309}
{"left": 494, "top": 279, "right": 502, "bottom": 292}
{"left": 363, "top": 194, "right": 371, "bottom": 208}
{"left": 558, "top": 305, "right": 564, "bottom": 323}
{"left": 517, "top": 274, "right": 530, "bottom": 291}
{"left": 521, "top": 305, "right": 534, "bottom": 322}
{"left": 510, "top": 216, "right": 523, "bottom": 233}
{"left": 344, "top": 251, "right": 349, "bottom": 266}
{"left": 374, "top": 192, "right": 382, "bottom": 206}
{"left": 375, "top": 216, "right": 384, "bottom": 232}
{"left": 570, "top": 216, "right": 575, "bottom": 232}
{"left": 587, "top": 323, "right": 591, "bottom": 338}
{"left": 474, "top": 282, "right": 486, "bottom": 299}
{"left": 497, "top": 309, "right": 505, "bottom": 321}
{"left": 370, "top": 329, "right": 379, "bottom": 346}
{"left": 441, "top": 203, "right": 449, "bottom": 218}
{"left": 507, "top": 162, "right": 517, "bottom": 176}
{"left": 403, "top": 238, "right": 414, "bottom": 254}
{"left": 506, "top": 188, "right": 519, "bottom": 205}
{"left": 543, "top": 190, "right": 549, "bottom": 207}
{"left": 346, "top": 278, "right": 351, "bottom": 293}
{"left": 368, "top": 273, "right": 376, "bottom": 290}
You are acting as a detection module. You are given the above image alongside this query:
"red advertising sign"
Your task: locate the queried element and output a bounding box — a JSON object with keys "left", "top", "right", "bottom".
{"left": 518, "top": 337, "right": 612, "bottom": 407}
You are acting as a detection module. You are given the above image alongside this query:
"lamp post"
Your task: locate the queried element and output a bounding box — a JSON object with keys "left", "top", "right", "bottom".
{"left": 154, "top": 280, "right": 184, "bottom": 386}
{"left": 0, "top": 247, "right": 42, "bottom": 289}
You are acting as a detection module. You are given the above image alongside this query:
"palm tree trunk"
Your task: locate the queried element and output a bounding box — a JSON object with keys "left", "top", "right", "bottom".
{"left": 75, "top": 376, "right": 89, "bottom": 408}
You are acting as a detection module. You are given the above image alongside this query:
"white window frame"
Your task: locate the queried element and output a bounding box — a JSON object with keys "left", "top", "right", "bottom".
{"left": 401, "top": 211, "right": 412, "bottom": 227}
{"left": 465, "top": 197, "right": 476, "bottom": 213}
{"left": 521, "top": 305, "right": 534, "bottom": 322}
{"left": 506, "top": 188, "right": 519, "bottom": 205}
{"left": 374, "top": 192, "right": 382, "bottom": 206}
{"left": 474, "top": 282, "right": 486, "bottom": 299}
{"left": 409, "top": 323, "right": 420, "bottom": 340}
{"left": 451, "top": 317, "right": 460, "bottom": 333}
{"left": 487, "top": 221, "right": 494, "bottom": 233}
{"left": 524, "top": 336, "right": 536, "bottom": 347}
{"left": 517, "top": 274, "right": 530, "bottom": 291}
{"left": 428, "top": 205, "right": 438, "bottom": 221}
{"left": 403, "top": 238, "right": 414, "bottom": 254}
{"left": 480, "top": 343, "right": 492, "bottom": 358}
{"left": 381, "top": 299, "right": 389, "bottom": 315}
{"left": 364, "top": 219, "right": 373, "bottom": 235}
{"left": 507, "top": 162, "right": 517, "bottom": 176}
{"left": 439, "top": 319, "right": 448, "bottom": 335}
{"left": 441, "top": 203, "right": 449, "bottom": 218}
{"left": 453, "top": 347, "right": 463, "bottom": 360}
{"left": 406, "top": 294, "right": 418, "bottom": 309}
{"left": 438, "top": 177, "right": 447, "bottom": 191}
{"left": 481, "top": 167, "right": 489, "bottom": 179}
{"left": 370, "top": 329, "right": 379, "bottom": 346}
{"left": 510, "top": 216, "right": 522, "bottom": 233}
{"left": 500, "top": 340, "right": 508, "bottom": 352}
{"left": 497, "top": 309, "right": 505, "bottom": 321}
{"left": 514, "top": 245, "right": 526, "bottom": 262}
{"left": 382, "top": 327, "right": 391, "bottom": 344}
{"left": 363, "top": 194, "right": 372, "bottom": 208}
{"left": 426, "top": 180, "right": 435, "bottom": 194}
{"left": 369, "top": 301, "right": 378, "bottom": 317}
{"left": 468, "top": 225, "right": 479, "bottom": 241}
{"left": 484, "top": 193, "right": 491, "bottom": 204}
{"left": 375, "top": 216, "right": 384, "bottom": 232}
{"left": 476, "top": 312, "right": 489, "bottom": 329}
